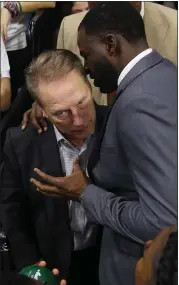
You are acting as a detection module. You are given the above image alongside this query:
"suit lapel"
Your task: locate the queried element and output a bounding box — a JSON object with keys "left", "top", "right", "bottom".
{"left": 117, "top": 51, "right": 162, "bottom": 95}
{"left": 88, "top": 51, "right": 162, "bottom": 179}
{"left": 35, "top": 122, "right": 70, "bottom": 242}
{"left": 36, "top": 122, "right": 63, "bottom": 177}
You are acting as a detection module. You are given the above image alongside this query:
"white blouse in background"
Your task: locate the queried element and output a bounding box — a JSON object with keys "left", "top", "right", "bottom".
{"left": 1, "top": 36, "right": 10, "bottom": 78}
{"left": 1, "top": 2, "right": 27, "bottom": 51}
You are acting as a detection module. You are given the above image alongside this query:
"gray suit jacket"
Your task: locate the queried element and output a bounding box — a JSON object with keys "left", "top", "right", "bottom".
{"left": 82, "top": 51, "right": 177, "bottom": 285}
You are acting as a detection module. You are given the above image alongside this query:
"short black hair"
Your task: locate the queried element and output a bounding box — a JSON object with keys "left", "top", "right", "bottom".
{"left": 156, "top": 230, "right": 178, "bottom": 285}
{"left": 79, "top": 2, "right": 146, "bottom": 43}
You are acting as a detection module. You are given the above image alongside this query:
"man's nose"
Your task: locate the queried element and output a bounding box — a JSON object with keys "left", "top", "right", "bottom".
{"left": 73, "top": 116, "right": 84, "bottom": 127}
{"left": 72, "top": 110, "right": 84, "bottom": 127}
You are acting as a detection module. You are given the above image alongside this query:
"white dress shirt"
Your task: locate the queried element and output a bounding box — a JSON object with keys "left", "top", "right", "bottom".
{"left": 117, "top": 48, "right": 152, "bottom": 86}
{"left": 140, "top": 1, "right": 144, "bottom": 18}
{"left": 1, "top": 36, "right": 10, "bottom": 78}
{"left": 54, "top": 126, "right": 98, "bottom": 251}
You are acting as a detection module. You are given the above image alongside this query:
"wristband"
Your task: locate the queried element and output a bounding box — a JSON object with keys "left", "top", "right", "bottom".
{"left": 3, "top": 1, "right": 21, "bottom": 18}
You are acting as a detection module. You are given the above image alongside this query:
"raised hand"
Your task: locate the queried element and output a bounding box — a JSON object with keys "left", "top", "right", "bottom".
{"left": 30, "top": 159, "right": 90, "bottom": 199}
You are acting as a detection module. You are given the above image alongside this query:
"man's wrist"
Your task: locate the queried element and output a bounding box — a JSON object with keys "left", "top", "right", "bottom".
{"left": 79, "top": 183, "right": 91, "bottom": 202}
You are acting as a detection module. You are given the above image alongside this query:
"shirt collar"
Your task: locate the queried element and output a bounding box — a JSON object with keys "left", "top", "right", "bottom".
{"left": 117, "top": 48, "right": 152, "bottom": 86}
{"left": 53, "top": 125, "right": 67, "bottom": 143}
{"left": 140, "top": 1, "right": 145, "bottom": 18}
{"left": 53, "top": 125, "right": 91, "bottom": 149}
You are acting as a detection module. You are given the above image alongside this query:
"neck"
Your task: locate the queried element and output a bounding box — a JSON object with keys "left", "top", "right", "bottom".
{"left": 119, "top": 41, "right": 149, "bottom": 71}
{"left": 67, "top": 136, "right": 86, "bottom": 148}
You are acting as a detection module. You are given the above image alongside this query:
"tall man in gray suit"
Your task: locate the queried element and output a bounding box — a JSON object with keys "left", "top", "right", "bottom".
{"left": 30, "top": 3, "right": 177, "bottom": 285}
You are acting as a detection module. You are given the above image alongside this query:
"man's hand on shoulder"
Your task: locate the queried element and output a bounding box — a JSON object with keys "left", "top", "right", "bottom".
{"left": 21, "top": 102, "right": 48, "bottom": 134}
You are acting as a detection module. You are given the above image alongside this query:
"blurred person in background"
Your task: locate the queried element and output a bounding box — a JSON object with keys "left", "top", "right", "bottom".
{"left": 1, "top": 36, "right": 11, "bottom": 113}
{"left": 1, "top": 1, "right": 55, "bottom": 101}
{"left": 155, "top": 1, "right": 178, "bottom": 10}
{"left": 31, "top": 2, "right": 73, "bottom": 56}
{"left": 135, "top": 226, "right": 177, "bottom": 285}
{"left": 72, "top": 2, "right": 89, "bottom": 14}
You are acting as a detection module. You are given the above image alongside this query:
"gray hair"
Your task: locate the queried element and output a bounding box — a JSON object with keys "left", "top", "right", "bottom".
{"left": 26, "top": 49, "right": 91, "bottom": 101}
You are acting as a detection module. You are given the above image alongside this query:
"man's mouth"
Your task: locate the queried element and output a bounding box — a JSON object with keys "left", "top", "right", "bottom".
{"left": 72, "top": 129, "right": 84, "bottom": 133}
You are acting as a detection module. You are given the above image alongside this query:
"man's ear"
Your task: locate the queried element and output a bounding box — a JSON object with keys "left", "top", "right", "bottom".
{"left": 104, "top": 34, "right": 117, "bottom": 56}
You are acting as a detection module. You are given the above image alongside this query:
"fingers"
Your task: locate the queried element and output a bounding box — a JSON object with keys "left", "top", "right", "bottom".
{"left": 37, "top": 106, "right": 48, "bottom": 132}
{"left": 21, "top": 109, "right": 32, "bottom": 131}
{"left": 60, "top": 280, "right": 67, "bottom": 285}
{"left": 21, "top": 103, "right": 47, "bottom": 133}
{"left": 34, "top": 168, "right": 62, "bottom": 186}
{"left": 38, "top": 261, "right": 60, "bottom": 277}
{"left": 31, "top": 102, "right": 47, "bottom": 134}
{"left": 39, "top": 118, "right": 48, "bottom": 132}
{"left": 31, "top": 104, "right": 44, "bottom": 134}
{"left": 38, "top": 260, "right": 47, "bottom": 267}
{"left": 52, "top": 268, "right": 60, "bottom": 275}
{"left": 30, "top": 178, "right": 59, "bottom": 192}
{"left": 39, "top": 191, "right": 62, "bottom": 198}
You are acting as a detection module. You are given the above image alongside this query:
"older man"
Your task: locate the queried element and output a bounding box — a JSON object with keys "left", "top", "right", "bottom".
{"left": 30, "top": 3, "right": 177, "bottom": 285}
{"left": 1, "top": 50, "right": 107, "bottom": 285}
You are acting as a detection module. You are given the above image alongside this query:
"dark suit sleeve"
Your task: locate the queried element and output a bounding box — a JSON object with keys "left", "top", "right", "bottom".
{"left": 1, "top": 129, "right": 40, "bottom": 270}
{"left": 82, "top": 94, "right": 177, "bottom": 243}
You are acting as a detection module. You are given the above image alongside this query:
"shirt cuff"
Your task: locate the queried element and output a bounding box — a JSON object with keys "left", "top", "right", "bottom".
{"left": 1, "top": 71, "right": 10, "bottom": 78}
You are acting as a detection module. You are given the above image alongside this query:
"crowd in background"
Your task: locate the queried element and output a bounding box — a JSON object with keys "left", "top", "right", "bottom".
{"left": 0, "top": 2, "right": 178, "bottom": 285}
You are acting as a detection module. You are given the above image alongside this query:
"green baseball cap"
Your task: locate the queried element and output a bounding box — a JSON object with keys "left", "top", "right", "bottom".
{"left": 19, "top": 265, "right": 58, "bottom": 285}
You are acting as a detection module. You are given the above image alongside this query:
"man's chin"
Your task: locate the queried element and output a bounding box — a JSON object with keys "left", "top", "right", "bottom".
{"left": 94, "top": 79, "right": 117, "bottom": 94}
{"left": 99, "top": 85, "right": 117, "bottom": 94}
{"left": 72, "top": 130, "right": 87, "bottom": 139}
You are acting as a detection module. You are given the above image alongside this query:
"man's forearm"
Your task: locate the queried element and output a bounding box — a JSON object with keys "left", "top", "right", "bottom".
{"left": 81, "top": 184, "right": 160, "bottom": 243}
{"left": 0, "top": 77, "right": 11, "bottom": 111}
{"left": 20, "top": 1, "right": 56, "bottom": 12}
